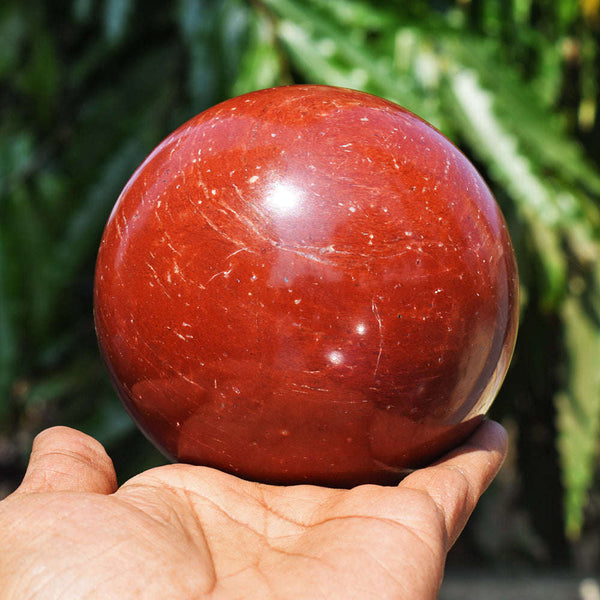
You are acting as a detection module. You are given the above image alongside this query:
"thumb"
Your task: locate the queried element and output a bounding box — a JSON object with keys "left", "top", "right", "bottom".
{"left": 16, "top": 426, "right": 118, "bottom": 495}
{"left": 400, "top": 419, "right": 508, "bottom": 549}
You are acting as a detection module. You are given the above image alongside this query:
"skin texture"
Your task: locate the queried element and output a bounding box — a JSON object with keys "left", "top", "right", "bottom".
{"left": 0, "top": 421, "right": 507, "bottom": 600}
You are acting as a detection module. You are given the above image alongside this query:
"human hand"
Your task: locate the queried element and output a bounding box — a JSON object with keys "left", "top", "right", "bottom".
{"left": 0, "top": 421, "right": 507, "bottom": 600}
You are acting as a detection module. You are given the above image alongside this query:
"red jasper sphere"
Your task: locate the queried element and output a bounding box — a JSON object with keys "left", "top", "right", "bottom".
{"left": 94, "top": 85, "right": 518, "bottom": 486}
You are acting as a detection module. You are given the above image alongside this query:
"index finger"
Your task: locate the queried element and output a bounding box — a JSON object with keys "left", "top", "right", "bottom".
{"left": 399, "top": 419, "right": 508, "bottom": 549}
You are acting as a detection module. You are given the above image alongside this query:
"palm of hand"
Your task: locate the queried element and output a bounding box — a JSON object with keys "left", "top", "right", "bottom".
{"left": 0, "top": 424, "right": 506, "bottom": 600}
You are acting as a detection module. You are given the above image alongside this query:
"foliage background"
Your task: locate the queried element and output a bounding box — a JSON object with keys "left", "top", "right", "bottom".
{"left": 1, "top": 0, "right": 600, "bottom": 577}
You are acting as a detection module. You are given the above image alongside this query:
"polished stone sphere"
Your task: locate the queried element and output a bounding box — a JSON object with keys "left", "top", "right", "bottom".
{"left": 94, "top": 85, "right": 519, "bottom": 486}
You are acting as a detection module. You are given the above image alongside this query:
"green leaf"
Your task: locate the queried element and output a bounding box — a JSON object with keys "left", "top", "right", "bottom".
{"left": 557, "top": 292, "right": 600, "bottom": 538}
{"left": 453, "top": 36, "right": 600, "bottom": 206}
{"left": 8, "top": 184, "right": 56, "bottom": 338}
{"left": 46, "top": 139, "right": 146, "bottom": 320}
{"left": 0, "top": 5, "right": 26, "bottom": 80}
{"left": 0, "top": 227, "right": 17, "bottom": 424}
{"left": 262, "top": 0, "right": 435, "bottom": 123}
{"left": 73, "top": 0, "right": 94, "bottom": 24}
{"left": 444, "top": 68, "right": 569, "bottom": 309}
{"left": 232, "top": 10, "right": 283, "bottom": 95}
{"left": 0, "top": 131, "right": 35, "bottom": 196}
{"left": 17, "top": 28, "right": 60, "bottom": 123}
{"left": 178, "top": 0, "right": 220, "bottom": 109}
{"left": 303, "top": 0, "right": 396, "bottom": 31}
{"left": 25, "top": 358, "right": 97, "bottom": 407}
{"left": 216, "top": 0, "right": 251, "bottom": 88}
{"left": 103, "top": 0, "right": 134, "bottom": 44}
{"left": 178, "top": 0, "right": 209, "bottom": 40}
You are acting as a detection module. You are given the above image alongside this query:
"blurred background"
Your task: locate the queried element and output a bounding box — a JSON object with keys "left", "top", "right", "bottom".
{"left": 1, "top": 0, "right": 599, "bottom": 595}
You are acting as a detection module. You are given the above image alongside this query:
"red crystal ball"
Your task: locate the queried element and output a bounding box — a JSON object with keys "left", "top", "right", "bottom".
{"left": 94, "top": 85, "right": 518, "bottom": 486}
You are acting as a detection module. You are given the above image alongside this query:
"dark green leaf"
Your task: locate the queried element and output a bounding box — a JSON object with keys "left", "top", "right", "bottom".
{"left": 17, "top": 28, "right": 60, "bottom": 123}
{"left": 48, "top": 138, "right": 146, "bottom": 308}
{"left": 557, "top": 292, "right": 600, "bottom": 538}
{"left": 0, "top": 228, "right": 17, "bottom": 424}
{"left": 103, "top": 0, "right": 134, "bottom": 44}
{"left": 0, "top": 6, "right": 26, "bottom": 80}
